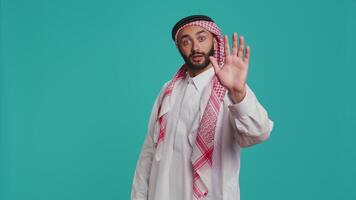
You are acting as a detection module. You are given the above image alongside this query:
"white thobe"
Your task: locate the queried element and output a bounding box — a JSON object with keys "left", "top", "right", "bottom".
{"left": 131, "top": 67, "right": 274, "bottom": 200}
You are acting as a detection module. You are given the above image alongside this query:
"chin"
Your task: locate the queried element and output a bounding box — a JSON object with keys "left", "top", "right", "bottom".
{"left": 187, "top": 63, "right": 209, "bottom": 71}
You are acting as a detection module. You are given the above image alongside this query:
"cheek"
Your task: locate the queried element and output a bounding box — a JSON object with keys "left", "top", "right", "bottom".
{"left": 203, "top": 39, "right": 214, "bottom": 51}
{"left": 202, "top": 43, "right": 213, "bottom": 53}
{"left": 179, "top": 47, "right": 191, "bottom": 57}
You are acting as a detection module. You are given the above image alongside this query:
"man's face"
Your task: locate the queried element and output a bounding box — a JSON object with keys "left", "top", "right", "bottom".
{"left": 176, "top": 25, "right": 215, "bottom": 71}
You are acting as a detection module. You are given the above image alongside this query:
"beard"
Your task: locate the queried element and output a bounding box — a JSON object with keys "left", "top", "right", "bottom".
{"left": 180, "top": 45, "right": 215, "bottom": 71}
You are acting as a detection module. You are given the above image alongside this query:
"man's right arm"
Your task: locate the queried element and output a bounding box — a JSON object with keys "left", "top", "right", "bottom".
{"left": 131, "top": 82, "right": 169, "bottom": 200}
{"left": 131, "top": 98, "right": 158, "bottom": 200}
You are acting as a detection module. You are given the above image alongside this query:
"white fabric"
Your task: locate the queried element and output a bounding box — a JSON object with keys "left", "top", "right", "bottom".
{"left": 131, "top": 67, "right": 274, "bottom": 200}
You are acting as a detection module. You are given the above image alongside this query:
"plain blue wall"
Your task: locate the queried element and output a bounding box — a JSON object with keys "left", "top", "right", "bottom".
{"left": 1, "top": 0, "right": 355, "bottom": 199}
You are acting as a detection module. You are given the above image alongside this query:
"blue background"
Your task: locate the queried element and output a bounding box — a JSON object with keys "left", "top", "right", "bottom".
{"left": 1, "top": 0, "right": 355, "bottom": 199}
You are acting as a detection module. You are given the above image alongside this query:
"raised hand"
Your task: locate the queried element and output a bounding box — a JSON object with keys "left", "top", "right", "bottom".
{"left": 209, "top": 32, "right": 250, "bottom": 103}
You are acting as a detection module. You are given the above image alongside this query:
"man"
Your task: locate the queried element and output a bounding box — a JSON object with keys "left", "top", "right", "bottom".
{"left": 131, "top": 15, "right": 274, "bottom": 200}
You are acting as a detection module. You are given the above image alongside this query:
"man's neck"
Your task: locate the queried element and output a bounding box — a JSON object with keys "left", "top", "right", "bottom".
{"left": 187, "top": 63, "right": 213, "bottom": 77}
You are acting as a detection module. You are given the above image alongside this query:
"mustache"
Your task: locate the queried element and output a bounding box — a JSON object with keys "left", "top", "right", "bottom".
{"left": 189, "top": 52, "right": 205, "bottom": 58}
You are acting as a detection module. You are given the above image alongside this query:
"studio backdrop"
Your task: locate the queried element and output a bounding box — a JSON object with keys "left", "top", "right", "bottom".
{"left": 1, "top": 0, "right": 355, "bottom": 199}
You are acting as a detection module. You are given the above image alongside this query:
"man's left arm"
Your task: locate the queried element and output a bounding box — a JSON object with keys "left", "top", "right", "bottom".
{"left": 227, "top": 84, "right": 274, "bottom": 147}
{"left": 209, "top": 33, "right": 273, "bottom": 147}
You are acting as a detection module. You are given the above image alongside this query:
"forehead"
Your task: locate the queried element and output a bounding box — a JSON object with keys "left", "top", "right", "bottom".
{"left": 177, "top": 25, "right": 212, "bottom": 40}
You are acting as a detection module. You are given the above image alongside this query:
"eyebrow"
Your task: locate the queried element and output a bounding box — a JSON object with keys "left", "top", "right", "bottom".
{"left": 179, "top": 30, "right": 208, "bottom": 40}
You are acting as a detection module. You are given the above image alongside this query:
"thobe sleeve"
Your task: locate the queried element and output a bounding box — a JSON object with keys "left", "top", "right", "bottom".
{"left": 131, "top": 82, "right": 168, "bottom": 200}
{"left": 131, "top": 98, "right": 158, "bottom": 200}
{"left": 227, "top": 84, "right": 274, "bottom": 148}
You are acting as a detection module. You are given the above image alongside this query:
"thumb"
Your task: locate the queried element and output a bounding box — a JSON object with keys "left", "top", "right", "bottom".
{"left": 209, "top": 56, "right": 220, "bottom": 74}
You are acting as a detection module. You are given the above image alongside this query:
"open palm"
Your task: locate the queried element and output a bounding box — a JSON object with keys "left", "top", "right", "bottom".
{"left": 209, "top": 32, "right": 250, "bottom": 102}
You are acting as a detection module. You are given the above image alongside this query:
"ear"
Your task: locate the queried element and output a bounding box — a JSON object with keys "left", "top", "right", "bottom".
{"left": 213, "top": 37, "right": 218, "bottom": 50}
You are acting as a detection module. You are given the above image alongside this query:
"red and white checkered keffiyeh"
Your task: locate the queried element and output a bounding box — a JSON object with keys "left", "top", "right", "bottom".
{"left": 156, "top": 20, "right": 226, "bottom": 199}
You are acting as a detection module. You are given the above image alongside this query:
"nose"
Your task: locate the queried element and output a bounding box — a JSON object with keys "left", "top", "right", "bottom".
{"left": 191, "top": 40, "right": 200, "bottom": 53}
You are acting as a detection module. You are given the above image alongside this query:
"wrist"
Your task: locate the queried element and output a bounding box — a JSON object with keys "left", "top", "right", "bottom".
{"left": 228, "top": 85, "right": 247, "bottom": 103}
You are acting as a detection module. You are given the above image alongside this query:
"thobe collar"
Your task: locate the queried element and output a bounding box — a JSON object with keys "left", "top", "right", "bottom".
{"left": 186, "top": 67, "right": 215, "bottom": 92}
{"left": 158, "top": 66, "right": 215, "bottom": 119}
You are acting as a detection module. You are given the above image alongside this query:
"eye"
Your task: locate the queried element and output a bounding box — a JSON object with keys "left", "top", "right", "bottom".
{"left": 198, "top": 35, "right": 206, "bottom": 42}
{"left": 180, "top": 39, "right": 191, "bottom": 47}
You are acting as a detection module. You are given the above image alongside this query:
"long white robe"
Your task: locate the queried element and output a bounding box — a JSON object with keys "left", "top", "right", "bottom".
{"left": 131, "top": 67, "right": 274, "bottom": 200}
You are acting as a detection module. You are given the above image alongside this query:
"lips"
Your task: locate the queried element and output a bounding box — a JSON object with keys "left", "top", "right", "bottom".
{"left": 191, "top": 54, "right": 204, "bottom": 62}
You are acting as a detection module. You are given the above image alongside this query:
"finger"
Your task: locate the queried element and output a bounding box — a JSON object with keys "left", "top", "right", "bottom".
{"left": 224, "top": 35, "right": 230, "bottom": 57}
{"left": 232, "top": 32, "right": 238, "bottom": 56}
{"left": 209, "top": 56, "right": 221, "bottom": 74}
{"left": 237, "top": 36, "right": 245, "bottom": 58}
{"left": 244, "top": 45, "right": 250, "bottom": 63}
